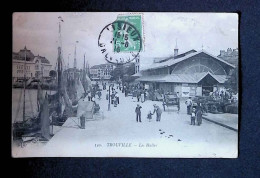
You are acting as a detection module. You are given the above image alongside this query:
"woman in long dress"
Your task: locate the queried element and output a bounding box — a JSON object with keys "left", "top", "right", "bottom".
{"left": 141, "top": 92, "right": 145, "bottom": 103}
{"left": 196, "top": 103, "right": 203, "bottom": 126}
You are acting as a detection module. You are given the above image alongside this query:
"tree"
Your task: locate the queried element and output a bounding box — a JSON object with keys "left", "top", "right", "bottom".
{"left": 124, "top": 63, "right": 135, "bottom": 76}
{"left": 224, "top": 67, "right": 238, "bottom": 93}
{"left": 49, "top": 70, "right": 57, "bottom": 78}
{"left": 110, "top": 63, "right": 135, "bottom": 81}
{"left": 110, "top": 64, "right": 124, "bottom": 81}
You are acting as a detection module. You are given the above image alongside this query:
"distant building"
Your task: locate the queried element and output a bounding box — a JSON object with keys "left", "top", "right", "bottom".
{"left": 12, "top": 46, "right": 52, "bottom": 83}
{"left": 134, "top": 49, "right": 235, "bottom": 97}
{"left": 89, "top": 63, "right": 115, "bottom": 81}
{"left": 134, "top": 56, "right": 140, "bottom": 74}
{"left": 217, "top": 48, "right": 238, "bottom": 67}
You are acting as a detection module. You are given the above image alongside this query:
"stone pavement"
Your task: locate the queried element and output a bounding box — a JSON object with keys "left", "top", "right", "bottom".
{"left": 179, "top": 98, "right": 238, "bottom": 131}
{"left": 202, "top": 113, "right": 238, "bottom": 131}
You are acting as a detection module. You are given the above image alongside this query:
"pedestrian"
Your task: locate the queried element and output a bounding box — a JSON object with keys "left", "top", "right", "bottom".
{"left": 147, "top": 111, "right": 153, "bottom": 122}
{"left": 97, "top": 91, "right": 102, "bottom": 99}
{"left": 115, "top": 92, "right": 119, "bottom": 104}
{"left": 185, "top": 97, "right": 193, "bottom": 115}
{"left": 125, "top": 88, "right": 128, "bottom": 97}
{"left": 80, "top": 115, "right": 85, "bottom": 129}
{"left": 88, "top": 91, "right": 91, "bottom": 101}
{"left": 196, "top": 103, "right": 203, "bottom": 126}
{"left": 153, "top": 104, "right": 162, "bottom": 122}
{"left": 123, "top": 85, "right": 126, "bottom": 93}
{"left": 106, "top": 90, "right": 109, "bottom": 100}
{"left": 191, "top": 108, "right": 196, "bottom": 125}
{"left": 145, "top": 90, "right": 149, "bottom": 101}
{"left": 137, "top": 90, "right": 141, "bottom": 102}
{"left": 141, "top": 92, "right": 145, "bottom": 103}
{"left": 135, "top": 104, "right": 142, "bottom": 122}
{"left": 114, "top": 96, "right": 117, "bottom": 107}
{"left": 111, "top": 91, "right": 115, "bottom": 104}
{"left": 91, "top": 95, "right": 96, "bottom": 105}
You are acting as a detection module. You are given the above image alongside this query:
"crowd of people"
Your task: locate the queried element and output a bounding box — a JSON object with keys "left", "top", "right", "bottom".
{"left": 135, "top": 104, "right": 163, "bottom": 123}
{"left": 185, "top": 97, "right": 203, "bottom": 126}
{"left": 85, "top": 81, "right": 237, "bottom": 127}
{"left": 208, "top": 89, "right": 238, "bottom": 103}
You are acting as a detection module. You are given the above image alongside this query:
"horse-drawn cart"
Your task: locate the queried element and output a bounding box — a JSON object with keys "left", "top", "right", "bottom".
{"left": 162, "top": 94, "right": 180, "bottom": 111}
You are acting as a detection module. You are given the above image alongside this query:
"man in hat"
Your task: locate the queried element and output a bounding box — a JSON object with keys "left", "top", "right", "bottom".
{"left": 185, "top": 97, "right": 193, "bottom": 115}
{"left": 153, "top": 104, "right": 162, "bottom": 122}
{"left": 135, "top": 104, "right": 142, "bottom": 122}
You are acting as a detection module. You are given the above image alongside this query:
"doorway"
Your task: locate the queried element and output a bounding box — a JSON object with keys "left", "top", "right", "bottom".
{"left": 202, "top": 86, "right": 213, "bottom": 96}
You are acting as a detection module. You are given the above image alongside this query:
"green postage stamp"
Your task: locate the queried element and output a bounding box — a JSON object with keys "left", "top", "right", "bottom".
{"left": 114, "top": 14, "right": 143, "bottom": 53}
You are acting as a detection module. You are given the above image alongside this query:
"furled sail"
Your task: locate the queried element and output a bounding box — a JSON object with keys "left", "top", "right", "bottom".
{"left": 76, "top": 78, "right": 85, "bottom": 100}
{"left": 83, "top": 73, "right": 92, "bottom": 92}
{"left": 37, "top": 84, "right": 44, "bottom": 111}
{"left": 40, "top": 95, "right": 51, "bottom": 140}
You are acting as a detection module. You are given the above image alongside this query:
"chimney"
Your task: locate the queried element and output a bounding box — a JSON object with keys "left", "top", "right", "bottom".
{"left": 220, "top": 50, "right": 225, "bottom": 56}
{"left": 174, "top": 39, "right": 178, "bottom": 57}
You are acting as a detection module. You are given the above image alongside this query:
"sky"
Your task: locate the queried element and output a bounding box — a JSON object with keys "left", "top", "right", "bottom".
{"left": 13, "top": 12, "right": 238, "bottom": 70}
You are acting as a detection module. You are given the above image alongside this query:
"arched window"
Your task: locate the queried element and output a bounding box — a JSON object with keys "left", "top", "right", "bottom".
{"left": 171, "top": 54, "right": 227, "bottom": 75}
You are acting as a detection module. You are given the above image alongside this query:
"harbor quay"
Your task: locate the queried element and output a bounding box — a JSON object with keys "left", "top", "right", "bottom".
{"left": 12, "top": 83, "right": 238, "bottom": 157}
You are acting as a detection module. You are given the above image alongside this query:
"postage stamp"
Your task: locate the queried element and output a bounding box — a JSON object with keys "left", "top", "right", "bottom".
{"left": 114, "top": 14, "right": 143, "bottom": 53}
{"left": 98, "top": 20, "right": 142, "bottom": 64}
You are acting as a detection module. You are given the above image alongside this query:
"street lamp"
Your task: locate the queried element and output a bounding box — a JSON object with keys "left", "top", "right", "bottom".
{"left": 108, "top": 84, "right": 113, "bottom": 111}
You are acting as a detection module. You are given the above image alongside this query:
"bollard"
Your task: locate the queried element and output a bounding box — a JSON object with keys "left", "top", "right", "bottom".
{"left": 80, "top": 115, "right": 85, "bottom": 129}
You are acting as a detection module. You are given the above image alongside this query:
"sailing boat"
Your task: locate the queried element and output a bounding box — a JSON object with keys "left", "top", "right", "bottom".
{"left": 48, "top": 17, "right": 69, "bottom": 126}
{"left": 62, "top": 45, "right": 87, "bottom": 117}
{"left": 48, "top": 45, "right": 70, "bottom": 126}
{"left": 12, "top": 49, "right": 51, "bottom": 142}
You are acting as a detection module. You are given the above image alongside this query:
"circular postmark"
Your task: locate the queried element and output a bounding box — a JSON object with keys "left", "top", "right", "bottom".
{"left": 98, "top": 20, "right": 142, "bottom": 65}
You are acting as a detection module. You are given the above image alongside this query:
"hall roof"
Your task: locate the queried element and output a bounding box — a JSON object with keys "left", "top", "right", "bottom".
{"left": 136, "top": 72, "right": 227, "bottom": 84}
{"left": 143, "top": 50, "right": 235, "bottom": 71}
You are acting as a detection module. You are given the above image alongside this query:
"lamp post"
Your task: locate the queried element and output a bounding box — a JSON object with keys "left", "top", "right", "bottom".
{"left": 67, "top": 53, "right": 71, "bottom": 69}
{"left": 108, "top": 84, "right": 113, "bottom": 111}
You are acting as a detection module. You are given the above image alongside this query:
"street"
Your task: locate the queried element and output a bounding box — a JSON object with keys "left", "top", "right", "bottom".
{"left": 12, "top": 85, "right": 238, "bottom": 157}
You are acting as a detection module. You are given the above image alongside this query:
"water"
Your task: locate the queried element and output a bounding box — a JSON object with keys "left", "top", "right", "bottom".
{"left": 12, "top": 88, "right": 56, "bottom": 123}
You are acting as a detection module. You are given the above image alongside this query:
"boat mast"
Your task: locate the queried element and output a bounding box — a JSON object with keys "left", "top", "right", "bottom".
{"left": 23, "top": 47, "right": 27, "bottom": 122}
{"left": 57, "top": 16, "right": 63, "bottom": 117}
{"left": 83, "top": 53, "right": 86, "bottom": 94}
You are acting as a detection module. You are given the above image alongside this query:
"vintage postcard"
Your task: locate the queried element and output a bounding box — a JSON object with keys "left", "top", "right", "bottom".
{"left": 12, "top": 12, "right": 239, "bottom": 157}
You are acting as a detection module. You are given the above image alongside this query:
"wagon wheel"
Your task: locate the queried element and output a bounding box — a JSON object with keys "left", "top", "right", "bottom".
{"left": 32, "top": 137, "right": 39, "bottom": 143}
{"left": 163, "top": 103, "right": 166, "bottom": 111}
{"left": 211, "top": 105, "right": 217, "bottom": 113}
{"left": 20, "top": 140, "right": 26, "bottom": 148}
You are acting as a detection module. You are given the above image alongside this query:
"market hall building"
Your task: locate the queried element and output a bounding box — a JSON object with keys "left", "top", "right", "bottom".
{"left": 134, "top": 49, "right": 235, "bottom": 97}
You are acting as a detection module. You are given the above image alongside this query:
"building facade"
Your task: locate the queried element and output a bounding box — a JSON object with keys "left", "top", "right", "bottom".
{"left": 134, "top": 56, "right": 140, "bottom": 74}
{"left": 135, "top": 49, "right": 235, "bottom": 97}
{"left": 12, "top": 47, "right": 52, "bottom": 83}
{"left": 89, "top": 63, "right": 115, "bottom": 81}
{"left": 217, "top": 48, "right": 238, "bottom": 67}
